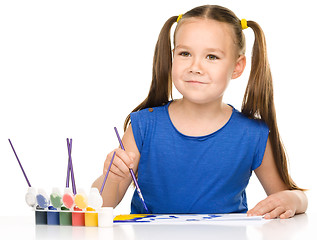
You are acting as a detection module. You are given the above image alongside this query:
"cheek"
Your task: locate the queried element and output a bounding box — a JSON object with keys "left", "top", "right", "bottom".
{"left": 213, "top": 63, "right": 235, "bottom": 82}
{"left": 171, "top": 62, "right": 181, "bottom": 82}
{"left": 171, "top": 63, "right": 184, "bottom": 93}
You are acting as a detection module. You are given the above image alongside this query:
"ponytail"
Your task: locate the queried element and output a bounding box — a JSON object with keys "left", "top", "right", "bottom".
{"left": 242, "top": 21, "right": 304, "bottom": 191}
{"left": 123, "top": 16, "right": 177, "bottom": 131}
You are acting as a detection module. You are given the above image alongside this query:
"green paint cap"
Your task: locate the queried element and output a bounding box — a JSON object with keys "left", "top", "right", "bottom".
{"left": 50, "top": 188, "right": 62, "bottom": 209}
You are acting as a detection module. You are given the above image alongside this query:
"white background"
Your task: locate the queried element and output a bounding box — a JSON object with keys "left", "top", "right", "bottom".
{"left": 0, "top": 0, "right": 316, "bottom": 216}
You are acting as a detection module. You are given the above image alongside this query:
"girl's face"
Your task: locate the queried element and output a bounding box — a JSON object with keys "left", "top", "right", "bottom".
{"left": 172, "top": 18, "right": 245, "bottom": 105}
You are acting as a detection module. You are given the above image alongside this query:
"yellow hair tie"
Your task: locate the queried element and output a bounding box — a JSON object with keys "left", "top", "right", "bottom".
{"left": 177, "top": 14, "right": 183, "bottom": 23}
{"left": 241, "top": 19, "right": 248, "bottom": 30}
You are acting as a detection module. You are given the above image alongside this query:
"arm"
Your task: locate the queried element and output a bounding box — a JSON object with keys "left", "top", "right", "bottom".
{"left": 92, "top": 124, "right": 141, "bottom": 207}
{"left": 247, "top": 137, "right": 308, "bottom": 219}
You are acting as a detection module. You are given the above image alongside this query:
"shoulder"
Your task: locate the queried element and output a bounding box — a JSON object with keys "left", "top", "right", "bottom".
{"left": 130, "top": 104, "right": 167, "bottom": 121}
{"left": 232, "top": 108, "right": 269, "bottom": 133}
{"left": 230, "top": 107, "right": 269, "bottom": 141}
{"left": 129, "top": 104, "right": 168, "bottom": 152}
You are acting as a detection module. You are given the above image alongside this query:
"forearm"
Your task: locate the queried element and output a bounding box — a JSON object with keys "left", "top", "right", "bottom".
{"left": 92, "top": 175, "right": 120, "bottom": 208}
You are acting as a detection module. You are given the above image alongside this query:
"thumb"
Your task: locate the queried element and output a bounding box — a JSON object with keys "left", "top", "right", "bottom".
{"left": 127, "top": 152, "right": 136, "bottom": 168}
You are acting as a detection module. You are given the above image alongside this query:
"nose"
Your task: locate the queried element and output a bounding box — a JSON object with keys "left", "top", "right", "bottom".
{"left": 189, "top": 58, "right": 203, "bottom": 75}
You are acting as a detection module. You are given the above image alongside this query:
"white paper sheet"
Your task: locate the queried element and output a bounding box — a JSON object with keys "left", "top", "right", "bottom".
{"left": 113, "top": 213, "right": 265, "bottom": 225}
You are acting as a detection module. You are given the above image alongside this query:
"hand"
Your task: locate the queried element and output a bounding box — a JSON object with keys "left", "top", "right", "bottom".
{"left": 103, "top": 148, "right": 136, "bottom": 184}
{"left": 247, "top": 190, "right": 298, "bottom": 219}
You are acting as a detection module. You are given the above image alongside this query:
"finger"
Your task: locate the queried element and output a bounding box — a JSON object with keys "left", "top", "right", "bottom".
{"left": 127, "top": 152, "right": 136, "bottom": 168}
{"left": 264, "top": 206, "right": 285, "bottom": 219}
{"left": 107, "top": 172, "right": 130, "bottom": 183}
{"left": 248, "top": 198, "right": 277, "bottom": 216}
{"left": 101, "top": 160, "right": 125, "bottom": 184}
{"left": 112, "top": 156, "right": 132, "bottom": 177}
{"left": 104, "top": 151, "right": 127, "bottom": 177}
{"left": 108, "top": 168, "right": 125, "bottom": 182}
{"left": 114, "top": 148, "right": 134, "bottom": 168}
{"left": 108, "top": 161, "right": 127, "bottom": 178}
{"left": 247, "top": 200, "right": 267, "bottom": 216}
{"left": 280, "top": 209, "right": 294, "bottom": 219}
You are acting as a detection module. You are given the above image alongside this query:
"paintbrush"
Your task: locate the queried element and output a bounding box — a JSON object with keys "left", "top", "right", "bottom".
{"left": 8, "top": 139, "right": 32, "bottom": 187}
{"left": 114, "top": 127, "right": 149, "bottom": 212}
{"left": 100, "top": 151, "right": 116, "bottom": 194}
{"left": 67, "top": 138, "right": 76, "bottom": 195}
{"left": 8, "top": 139, "right": 37, "bottom": 207}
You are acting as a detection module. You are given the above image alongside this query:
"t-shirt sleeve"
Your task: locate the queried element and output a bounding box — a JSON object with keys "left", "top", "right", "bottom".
{"left": 130, "top": 110, "right": 148, "bottom": 154}
{"left": 251, "top": 121, "right": 270, "bottom": 170}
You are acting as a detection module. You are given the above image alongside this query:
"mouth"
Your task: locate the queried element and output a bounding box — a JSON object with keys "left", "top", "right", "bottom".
{"left": 185, "top": 80, "right": 207, "bottom": 84}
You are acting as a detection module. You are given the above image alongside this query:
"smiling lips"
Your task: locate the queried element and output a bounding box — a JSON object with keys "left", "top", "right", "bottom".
{"left": 185, "top": 80, "right": 207, "bottom": 84}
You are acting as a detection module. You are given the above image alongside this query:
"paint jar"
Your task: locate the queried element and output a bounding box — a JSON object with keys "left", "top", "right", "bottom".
{"left": 98, "top": 207, "right": 113, "bottom": 227}
{"left": 35, "top": 205, "right": 47, "bottom": 225}
{"left": 72, "top": 206, "right": 85, "bottom": 226}
{"left": 59, "top": 206, "right": 72, "bottom": 226}
{"left": 85, "top": 207, "right": 98, "bottom": 227}
{"left": 47, "top": 206, "right": 60, "bottom": 225}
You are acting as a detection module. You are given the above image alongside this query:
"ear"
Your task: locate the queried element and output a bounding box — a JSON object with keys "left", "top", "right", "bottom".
{"left": 231, "top": 55, "right": 246, "bottom": 79}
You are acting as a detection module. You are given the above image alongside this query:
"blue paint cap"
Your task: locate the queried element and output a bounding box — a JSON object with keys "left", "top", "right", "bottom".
{"left": 36, "top": 188, "right": 50, "bottom": 209}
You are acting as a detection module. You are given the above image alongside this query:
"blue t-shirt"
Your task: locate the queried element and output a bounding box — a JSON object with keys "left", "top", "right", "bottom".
{"left": 130, "top": 101, "right": 269, "bottom": 214}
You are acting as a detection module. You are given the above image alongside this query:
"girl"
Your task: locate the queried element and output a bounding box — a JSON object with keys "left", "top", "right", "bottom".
{"left": 93, "top": 5, "right": 307, "bottom": 219}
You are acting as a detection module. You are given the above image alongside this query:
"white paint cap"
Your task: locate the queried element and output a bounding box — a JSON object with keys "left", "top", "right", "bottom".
{"left": 64, "top": 187, "right": 73, "bottom": 195}
{"left": 25, "top": 187, "right": 37, "bottom": 207}
{"left": 88, "top": 187, "right": 103, "bottom": 210}
{"left": 52, "top": 187, "right": 61, "bottom": 195}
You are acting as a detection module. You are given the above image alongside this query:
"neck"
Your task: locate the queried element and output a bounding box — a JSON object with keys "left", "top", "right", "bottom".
{"left": 168, "top": 97, "right": 233, "bottom": 137}
{"left": 176, "top": 98, "right": 227, "bottom": 120}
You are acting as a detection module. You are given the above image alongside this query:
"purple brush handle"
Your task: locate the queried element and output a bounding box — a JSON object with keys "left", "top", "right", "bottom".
{"left": 114, "top": 127, "right": 125, "bottom": 150}
{"left": 66, "top": 138, "right": 71, "bottom": 188}
{"left": 100, "top": 151, "right": 116, "bottom": 194}
{"left": 8, "top": 139, "right": 31, "bottom": 187}
{"left": 66, "top": 138, "right": 76, "bottom": 194}
{"left": 69, "top": 139, "right": 77, "bottom": 195}
{"left": 114, "top": 127, "right": 149, "bottom": 212}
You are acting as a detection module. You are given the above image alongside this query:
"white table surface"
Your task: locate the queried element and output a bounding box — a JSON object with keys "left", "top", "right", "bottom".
{"left": 0, "top": 213, "right": 315, "bottom": 240}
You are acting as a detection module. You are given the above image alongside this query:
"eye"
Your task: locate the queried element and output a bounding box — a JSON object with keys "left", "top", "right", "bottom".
{"left": 180, "top": 51, "right": 191, "bottom": 57}
{"left": 207, "top": 54, "right": 218, "bottom": 60}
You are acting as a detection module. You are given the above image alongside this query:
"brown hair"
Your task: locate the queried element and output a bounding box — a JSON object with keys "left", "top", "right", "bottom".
{"left": 124, "top": 5, "right": 303, "bottom": 191}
